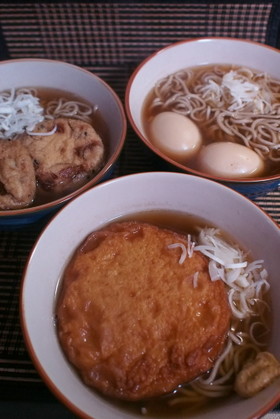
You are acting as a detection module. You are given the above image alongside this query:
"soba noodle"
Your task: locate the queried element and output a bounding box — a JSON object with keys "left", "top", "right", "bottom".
{"left": 149, "top": 65, "right": 280, "bottom": 161}
{"left": 44, "top": 97, "right": 95, "bottom": 123}
{"left": 165, "top": 228, "right": 270, "bottom": 410}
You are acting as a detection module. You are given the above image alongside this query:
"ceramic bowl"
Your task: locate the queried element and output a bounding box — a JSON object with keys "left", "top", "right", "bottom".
{"left": 0, "top": 58, "right": 126, "bottom": 227}
{"left": 125, "top": 37, "right": 280, "bottom": 198}
{"left": 21, "top": 172, "right": 280, "bottom": 419}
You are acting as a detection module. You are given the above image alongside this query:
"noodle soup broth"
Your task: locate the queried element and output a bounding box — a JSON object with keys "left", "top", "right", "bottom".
{"left": 142, "top": 64, "right": 280, "bottom": 178}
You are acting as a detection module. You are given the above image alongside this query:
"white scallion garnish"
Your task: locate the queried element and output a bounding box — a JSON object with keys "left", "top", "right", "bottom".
{"left": 192, "top": 271, "right": 199, "bottom": 288}
{"left": 167, "top": 242, "right": 187, "bottom": 264}
{"left": 0, "top": 88, "right": 44, "bottom": 139}
{"left": 194, "top": 228, "right": 270, "bottom": 319}
{"left": 27, "top": 124, "right": 57, "bottom": 136}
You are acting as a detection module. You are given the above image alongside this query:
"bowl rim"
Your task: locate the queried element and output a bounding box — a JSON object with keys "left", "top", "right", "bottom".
{"left": 125, "top": 36, "right": 280, "bottom": 186}
{"left": 0, "top": 57, "right": 127, "bottom": 218}
{"left": 20, "top": 171, "right": 280, "bottom": 419}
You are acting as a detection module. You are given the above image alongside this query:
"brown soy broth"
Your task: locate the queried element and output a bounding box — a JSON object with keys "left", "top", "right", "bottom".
{"left": 142, "top": 64, "right": 280, "bottom": 177}
{"left": 30, "top": 87, "right": 110, "bottom": 206}
{"left": 120, "top": 209, "right": 210, "bottom": 235}
{"left": 116, "top": 209, "right": 237, "bottom": 249}
{"left": 97, "top": 388, "right": 228, "bottom": 418}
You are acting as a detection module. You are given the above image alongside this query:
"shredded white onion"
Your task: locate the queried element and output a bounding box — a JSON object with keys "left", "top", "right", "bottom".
{"left": 194, "top": 228, "right": 270, "bottom": 317}
{"left": 208, "top": 259, "right": 225, "bottom": 281}
{"left": 167, "top": 242, "right": 187, "bottom": 264}
{"left": 187, "top": 234, "right": 195, "bottom": 258}
{"left": 192, "top": 272, "right": 199, "bottom": 288}
{"left": 221, "top": 70, "right": 262, "bottom": 112}
{"left": 225, "top": 261, "right": 248, "bottom": 269}
{"left": 194, "top": 246, "right": 225, "bottom": 265}
{"left": 0, "top": 88, "right": 44, "bottom": 139}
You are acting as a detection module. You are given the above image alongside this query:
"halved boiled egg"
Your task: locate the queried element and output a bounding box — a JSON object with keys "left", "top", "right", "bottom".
{"left": 149, "top": 111, "right": 202, "bottom": 162}
{"left": 197, "top": 142, "right": 265, "bottom": 179}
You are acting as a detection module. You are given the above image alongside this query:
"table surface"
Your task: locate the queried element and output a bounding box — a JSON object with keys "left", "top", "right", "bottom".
{"left": 0, "top": 1, "right": 280, "bottom": 418}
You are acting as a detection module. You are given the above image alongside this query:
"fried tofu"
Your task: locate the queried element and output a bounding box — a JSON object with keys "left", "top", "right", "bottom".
{"left": 56, "top": 221, "right": 231, "bottom": 401}
{"left": 0, "top": 139, "right": 36, "bottom": 209}
{"left": 22, "top": 117, "right": 104, "bottom": 192}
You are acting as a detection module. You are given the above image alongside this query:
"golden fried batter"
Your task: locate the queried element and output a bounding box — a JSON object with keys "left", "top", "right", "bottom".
{"left": 0, "top": 139, "right": 36, "bottom": 210}
{"left": 57, "top": 221, "right": 231, "bottom": 401}
{"left": 22, "top": 117, "right": 104, "bottom": 192}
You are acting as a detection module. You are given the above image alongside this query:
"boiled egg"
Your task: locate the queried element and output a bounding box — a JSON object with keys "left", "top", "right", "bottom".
{"left": 197, "top": 142, "right": 264, "bottom": 179}
{"left": 149, "top": 111, "right": 202, "bottom": 162}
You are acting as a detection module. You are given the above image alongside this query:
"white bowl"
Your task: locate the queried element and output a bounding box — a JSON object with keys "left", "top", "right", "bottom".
{"left": 21, "top": 172, "right": 280, "bottom": 419}
{"left": 125, "top": 37, "right": 280, "bottom": 197}
{"left": 0, "top": 58, "right": 127, "bottom": 227}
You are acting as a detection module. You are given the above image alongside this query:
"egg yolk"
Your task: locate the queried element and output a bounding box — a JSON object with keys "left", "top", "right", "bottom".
{"left": 149, "top": 111, "right": 202, "bottom": 162}
{"left": 197, "top": 142, "right": 265, "bottom": 179}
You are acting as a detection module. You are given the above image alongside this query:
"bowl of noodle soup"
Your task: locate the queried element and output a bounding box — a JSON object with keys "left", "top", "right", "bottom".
{"left": 21, "top": 172, "right": 280, "bottom": 419}
{"left": 0, "top": 58, "right": 126, "bottom": 227}
{"left": 125, "top": 37, "right": 280, "bottom": 197}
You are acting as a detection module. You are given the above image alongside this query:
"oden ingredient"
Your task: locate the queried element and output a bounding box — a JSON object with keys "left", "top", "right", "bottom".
{"left": 197, "top": 142, "right": 264, "bottom": 178}
{"left": 56, "top": 221, "right": 231, "bottom": 401}
{"left": 234, "top": 352, "right": 280, "bottom": 398}
{"left": 149, "top": 111, "right": 202, "bottom": 162}
{"left": 0, "top": 139, "right": 36, "bottom": 209}
{"left": 22, "top": 117, "right": 104, "bottom": 192}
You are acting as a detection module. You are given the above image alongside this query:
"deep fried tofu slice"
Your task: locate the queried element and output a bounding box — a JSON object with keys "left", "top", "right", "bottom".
{"left": 0, "top": 139, "right": 36, "bottom": 209}
{"left": 57, "top": 221, "right": 231, "bottom": 401}
{"left": 22, "top": 117, "right": 104, "bottom": 192}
